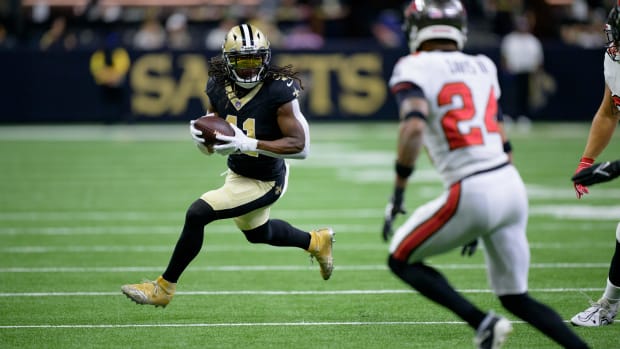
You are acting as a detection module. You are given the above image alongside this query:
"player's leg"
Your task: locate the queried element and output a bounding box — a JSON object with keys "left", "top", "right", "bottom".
{"left": 387, "top": 183, "right": 491, "bottom": 329}
{"left": 239, "top": 218, "right": 334, "bottom": 280}
{"left": 121, "top": 170, "right": 280, "bottom": 306}
{"left": 571, "top": 222, "right": 620, "bottom": 326}
{"left": 484, "top": 210, "right": 589, "bottom": 347}
{"left": 120, "top": 199, "right": 215, "bottom": 307}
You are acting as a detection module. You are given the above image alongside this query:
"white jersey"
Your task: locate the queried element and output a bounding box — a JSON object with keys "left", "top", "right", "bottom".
{"left": 604, "top": 52, "right": 620, "bottom": 101}
{"left": 389, "top": 51, "right": 509, "bottom": 186}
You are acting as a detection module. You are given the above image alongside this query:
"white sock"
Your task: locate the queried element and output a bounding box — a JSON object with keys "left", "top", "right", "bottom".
{"left": 602, "top": 278, "right": 620, "bottom": 305}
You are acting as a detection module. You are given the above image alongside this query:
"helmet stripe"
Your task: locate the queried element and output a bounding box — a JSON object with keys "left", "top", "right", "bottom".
{"left": 240, "top": 24, "right": 253, "bottom": 47}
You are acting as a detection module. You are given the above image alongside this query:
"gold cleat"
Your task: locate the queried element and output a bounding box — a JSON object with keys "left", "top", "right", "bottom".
{"left": 307, "top": 228, "right": 335, "bottom": 280}
{"left": 121, "top": 276, "right": 176, "bottom": 308}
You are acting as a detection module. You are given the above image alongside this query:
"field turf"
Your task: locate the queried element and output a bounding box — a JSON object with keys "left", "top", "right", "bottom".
{"left": 0, "top": 122, "right": 619, "bottom": 348}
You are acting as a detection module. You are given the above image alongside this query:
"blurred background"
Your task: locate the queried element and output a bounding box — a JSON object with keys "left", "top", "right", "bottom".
{"left": 0, "top": 0, "right": 613, "bottom": 123}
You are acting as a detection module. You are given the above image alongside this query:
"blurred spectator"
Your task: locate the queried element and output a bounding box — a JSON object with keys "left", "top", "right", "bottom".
{"left": 282, "top": 24, "right": 324, "bottom": 49}
{"left": 489, "top": 0, "right": 520, "bottom": 37}
{"left": 39, "top": 16, "right": 77, "bottom": 51}
{"left": 248, "top": 15, "right": 283, "bottom": 48}
{"left": 165, "top": 12, "right": 192, "bottom": 50}
{"left": 205, "top": 17, "right": 237, "bottom": 51}
{"left": 371, "top": 9, "right": 404, "bottom": 48}
{"left": 89, "top": 32, "right": 131, "bottom": 120}
{"left": 561, "top": 5, "right": 607, "bottom": 48}
{"left": 0, "top": 23, "right": 16, "bottom": 50}
{"left": 500, "top": 14, "right": 544, "bottom": 119}
{"left": 133, "top": 16, "right": 165, "bottom": 50}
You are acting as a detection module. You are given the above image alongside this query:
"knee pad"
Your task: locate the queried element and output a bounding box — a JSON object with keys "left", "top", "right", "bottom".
{"left": 185, "top": 199, "right": 216, "bottom": 227}
{"left": 242, "top": 222, "right": 271, "bottom": 244}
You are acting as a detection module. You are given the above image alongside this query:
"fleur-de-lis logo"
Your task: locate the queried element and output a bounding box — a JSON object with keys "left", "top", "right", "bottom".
{"left": 274, "top": 185, "right": 282, "bottom": 195}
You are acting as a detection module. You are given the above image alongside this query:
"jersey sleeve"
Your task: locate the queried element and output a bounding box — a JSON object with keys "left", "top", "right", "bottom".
{"left": 389, "top": 54, "right": 436, "bottom": 98}
{"left": 267, "top": 78, "right": 300, "bottom": 107}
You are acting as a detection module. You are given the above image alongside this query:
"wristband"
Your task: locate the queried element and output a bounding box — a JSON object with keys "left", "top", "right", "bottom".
{"left": 579, "top": 157, "right": 595, "bottom": 165}
{"left": 403, "top": 110, "right": 427, "bottom": 120}
{"left": 395, "top": 162, "right": 414, "bottom": 178}
{"left": 503, "top": 141, "right": 512, "bottom": 153}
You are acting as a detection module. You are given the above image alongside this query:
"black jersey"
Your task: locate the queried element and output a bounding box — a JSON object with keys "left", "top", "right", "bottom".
{"left": 206, "top": 76, "right": 301, "bottom": 181}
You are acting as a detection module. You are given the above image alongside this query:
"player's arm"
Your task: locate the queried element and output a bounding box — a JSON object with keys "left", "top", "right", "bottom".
{"left": 573, "top": 84, "right": 620, "bottom": 197}
{"left": 256, "top": 99, "right": 310, "bottom": 159}
{"left": 382, "top": 82, "right": 428, "bottom": 241}
{"left": 214, "top": 99, "right": 309, "bottom": 159}
{"left": 582, "top": 84, "right": 620, "bottom": 159}
{"left": 395, "top": 95, "right": 428, "bottom": 189}
{"left": 496, "top": 106, "right": 513, "bottom": 162}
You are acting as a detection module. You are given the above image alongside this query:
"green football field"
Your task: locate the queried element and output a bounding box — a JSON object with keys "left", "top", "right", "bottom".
{"left": 0, "top": 122, "right": 618, "bottom": 348}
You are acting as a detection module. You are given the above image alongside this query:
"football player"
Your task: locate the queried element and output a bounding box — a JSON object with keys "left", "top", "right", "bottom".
{"left": 381, "top": 1, "right": 590, "bottom": 348}
{"left": 121, "top": 23, "right": 334, "bottom": 307}
{"left": 569, "top": 3, "right": 620, "bottom": 327}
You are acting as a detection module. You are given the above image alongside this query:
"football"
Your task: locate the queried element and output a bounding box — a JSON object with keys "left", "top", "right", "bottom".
{"left": 193, "top": 115, "right": 235, "bottom": 145}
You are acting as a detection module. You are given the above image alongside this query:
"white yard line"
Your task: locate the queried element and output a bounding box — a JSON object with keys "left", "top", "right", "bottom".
{"left": 0, "top": 320, "right": 495, "bottom": 329}
{"left": 0, "top": 241, "right": 612, "bottom": 253}
{"left": 0, "top": 263, "right": 609, "bottom": 273}
{"left": 0, "top": 288, "right": 604, "bottom": 298}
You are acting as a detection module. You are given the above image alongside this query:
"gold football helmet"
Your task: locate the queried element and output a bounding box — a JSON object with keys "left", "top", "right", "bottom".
{"left": 222, "top": 23, "right": 271, "bottom": 89}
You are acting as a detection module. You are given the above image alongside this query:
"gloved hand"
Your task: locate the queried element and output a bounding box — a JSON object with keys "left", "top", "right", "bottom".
{"left": 195, "top": 143, "right": 213, "bottom": 156}
{"left": 461, "top": 239, "right": 479, "bottom": 257}
{"left": 572, "top": 159, "right": 620, "bottom": 186}
{"left": 189, "top": 120, "right": 214, "bottom": 156}
{"left": 382, "top": 187, "right": 406, "bottom": 242}
{"left": 189, "top": 120, "right": 205, "bottom": 144}
{"left": 573, "top": 157, "right": 594, "bottom": 199}
{"left": 214, "top": 123, "right": 258, "bottom": 154}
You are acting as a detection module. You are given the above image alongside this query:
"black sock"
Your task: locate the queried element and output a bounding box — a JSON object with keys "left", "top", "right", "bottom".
{"left": 162, "top": 200, "right": 215, "bottom": 283}
{"left": 243, "top": 219, "right": 310, "bottom": 249}
{"left": 388, "top": 256, "right": 486, "bottom": 328}
{"left": 500, "top": 294, "right": 589, "bottom": 349}
{"left": 608, "top": 239, "right": 620, "bottom": 286}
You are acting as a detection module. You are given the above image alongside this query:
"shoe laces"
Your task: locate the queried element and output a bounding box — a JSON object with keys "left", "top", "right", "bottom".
{"left": 578, "top": 292, "right": 600, "bottom": 312}
{"left": 140, "top": 278, "right": 161, "bottom": 296}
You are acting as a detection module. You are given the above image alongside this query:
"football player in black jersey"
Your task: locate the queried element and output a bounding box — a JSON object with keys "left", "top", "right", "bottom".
{"left": 121, "top": 23, "right": 335, "bottom": 307}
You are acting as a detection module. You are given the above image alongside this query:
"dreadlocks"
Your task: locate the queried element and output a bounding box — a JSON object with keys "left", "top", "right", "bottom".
{"left": 207, "top": 56, "right": 304, "bottom": 90}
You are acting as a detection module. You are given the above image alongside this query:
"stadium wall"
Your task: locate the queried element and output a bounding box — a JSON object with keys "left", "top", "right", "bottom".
{"left": 0, "top": 45, "right": 603, "bottom": 123}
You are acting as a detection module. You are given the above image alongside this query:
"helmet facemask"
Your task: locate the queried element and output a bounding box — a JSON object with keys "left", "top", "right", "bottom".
{"left": 222, "top": 24, "right": 271, "bottom": 89}
{"left": 605, "top": 7, "right": 620, "bottom": 62}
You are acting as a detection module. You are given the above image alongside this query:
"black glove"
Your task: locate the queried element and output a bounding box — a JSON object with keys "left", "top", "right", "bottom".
{"left": 461, "top": 239, "right": 479, "bottom": 257}
{"left": 382, "top": 187, "right": 406, "bottom": 242}
{"left": 572, "top": 159, "right": 620, "bottom": 186}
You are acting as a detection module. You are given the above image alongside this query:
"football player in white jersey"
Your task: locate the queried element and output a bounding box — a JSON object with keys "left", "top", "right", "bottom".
{"left": 382, "top": 1, "right": 590, "bottom": 348}
{"left": 570, "top": 3, "right": 620, "bottom": 327}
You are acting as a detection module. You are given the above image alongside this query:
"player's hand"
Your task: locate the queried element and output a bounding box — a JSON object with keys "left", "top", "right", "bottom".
{"left": 213, "top": 143, "right": 237, "bottom": 156}
{"left": 195, "top": 143, "right": 213, "bottom": 156}
{"left": 461, "top": 239, "right": 479, "bottom": 257}
{"left": 214, "top": 123, "right": 258, "bottom": 154}
{"left": 573, "top": 157, "right": 594, "bottom": 199}
{"left": 382, "top": 187, "right": 406, "bottom": 242}
{"left": 572, "top": 159, "right": 620, "bottom": 186}
{"left": 189, "top": 120, "right": 206, "bottom": 143}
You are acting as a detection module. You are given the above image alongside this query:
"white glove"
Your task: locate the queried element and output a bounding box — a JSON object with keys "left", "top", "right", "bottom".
{"left": 195, "top": 142, "right": 213, "bottom": 156}
{"left": 189, "top": 120, "right": 205, "bottom": 143}
{"left": 214, "top": 123, "right": 258, "bottom": 154}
